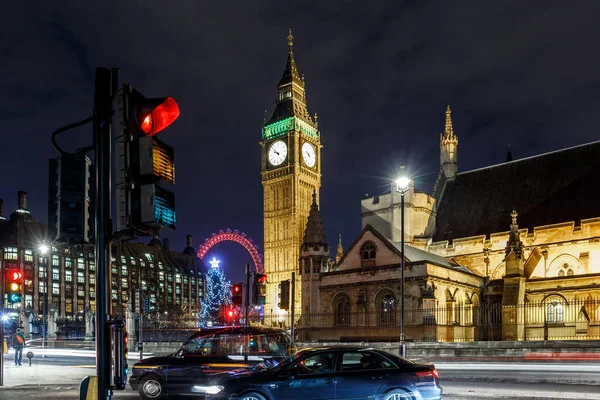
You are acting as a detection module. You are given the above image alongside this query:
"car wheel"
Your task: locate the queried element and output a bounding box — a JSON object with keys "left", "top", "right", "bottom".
{"left": 382, "top": 389, "right": 414, "bottom": 400}
{"left": 138, "top": 375, "right": 165, "bottom": 400}
{"left": 239, "top": 392, "right": 267, "bottom": 400}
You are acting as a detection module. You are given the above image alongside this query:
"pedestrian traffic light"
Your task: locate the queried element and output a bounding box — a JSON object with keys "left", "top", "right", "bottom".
{"left": 232, "top": 283, "right": 243, "bottom": 306}
{"left": 253, "top": 273, "right": 267, "bottom": 306}
{"left": 6, "top": 269, "right": 23, "bottom": 303}
{"left": 115, "top": 85, "right": 180, "bottom": 237}
{"left": 279, "top": 279, "right": 290, "bottom": 310}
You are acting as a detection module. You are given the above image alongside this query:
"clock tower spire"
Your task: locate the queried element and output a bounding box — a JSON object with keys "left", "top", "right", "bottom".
{"left": 261, "top": 30, "right": 322, "bottom": 321}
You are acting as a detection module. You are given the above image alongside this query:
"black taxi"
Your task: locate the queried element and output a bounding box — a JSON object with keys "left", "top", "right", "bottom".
{"left": 130, "top": 326, "right": 296, "bottom": 399}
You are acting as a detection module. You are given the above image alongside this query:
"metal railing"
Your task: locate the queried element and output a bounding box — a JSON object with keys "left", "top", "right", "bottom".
{"left": 253, "top": 299, "right": 600, "bottom": 342}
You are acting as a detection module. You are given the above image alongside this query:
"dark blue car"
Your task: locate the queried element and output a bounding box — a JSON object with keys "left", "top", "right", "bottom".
{"left": 201, "top": 347, "right": 442, "bottom": 400}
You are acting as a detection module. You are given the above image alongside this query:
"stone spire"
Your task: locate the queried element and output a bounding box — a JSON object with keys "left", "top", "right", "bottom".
{"left": 302, "top": 192, "right": 329, "bottom": 250}
{"left": 335, "top": 234, "right": 343, "bottom": 263}
{"left": 440, "top": 105, "right": 458, "bottom": 180}
{"left": 266, "top": 29, "right": 314, "bottom": 126}
{"left": 505, "top": 210, "right": 524, "bottom": 259}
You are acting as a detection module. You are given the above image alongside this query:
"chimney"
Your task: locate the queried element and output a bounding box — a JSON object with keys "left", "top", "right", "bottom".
{"left": 0, "top": 199, "right": 4, "bottom": 219}
{"left": 163, "top": 238, "right": 170, "bottom": 250}
{"left": 18, "top": 191, "right": 28, "bottom": 210}
{"left": 186, "top": 234, "right": 193, "bottom": 248}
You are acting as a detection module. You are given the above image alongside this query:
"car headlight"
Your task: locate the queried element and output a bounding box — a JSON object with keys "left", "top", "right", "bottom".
{"left": 192, "top": 385, "right": 224, "bottom": 394}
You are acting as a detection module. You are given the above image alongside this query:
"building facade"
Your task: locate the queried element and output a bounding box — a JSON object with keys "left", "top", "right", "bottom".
{"left": 1, "top": 191, "right": 206, "bottom": 339}
{"left": 261, "top": 30, "right": 322, "bottom": 316}
{"left": 300, "top": 107, "right": 600, "bottom": 342}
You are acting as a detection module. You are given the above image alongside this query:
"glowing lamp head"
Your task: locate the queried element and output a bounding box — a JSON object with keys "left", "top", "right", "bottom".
{"left": 1, "top": 315, "right": 8, "bottom": 322}
{"left": 138, "top": 97, "right": 180, "bottom": 136}
{"left": 39, "top": 244, "right": 49, "bottom": 255}
{"left": 395, "top": 176, "right": 411, "bottom": 193}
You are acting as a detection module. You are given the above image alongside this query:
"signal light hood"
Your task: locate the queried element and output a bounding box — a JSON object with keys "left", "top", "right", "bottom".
{"left": 138, "top": 97, "right": 180, "bottom": 136}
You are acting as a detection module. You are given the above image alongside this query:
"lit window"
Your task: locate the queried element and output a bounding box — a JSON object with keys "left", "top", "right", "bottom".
{"left": 52, "top": 268, "right": 60, "bottom": 280}
{"left": 65, "top": 257, "right": 72, "bottom": 268}
{"left": 378, "top": 291, "right": 397, "bottom": 327}
{"left": 176, "top": 274, "right": 182, "bottom": 283}
{"left": 66, "top": 299, "right": 73, "bottom": 313}
{"left": 52, "top": 282, "right": 60, "bottom": 295}
{"left": 78, "top": 289, "right": 85, "bottom": 297}
{"left": 89, "top": 262, "right": 95, "bottom": 271}
{"left": 38, "top": 282, "right": 46, "bottom": 294}
{"left": 65, "top": 270, "right": 72, "bottom": 282}
{"left": 24, "top": 250, "right": 33, "bottom": 262}
{"left": 77, "top": 272, "right": 85, "bottom": 284}
{"left": 4, "top": 247, "right": 18, "bottom": 260}
{"left": 121, "top": 278, "right": 128, "bottom": 288}
{"left": 52, "top": 255, "right": 60, "bottom": 266}
{"left": 547, "top": 301, "right": 565, "bottom": 324}
{"left": 89, "top": 276, "right": 95, "bottom": 285}
{"left": 77, "top": 259, "right": 85, "bottom": 270}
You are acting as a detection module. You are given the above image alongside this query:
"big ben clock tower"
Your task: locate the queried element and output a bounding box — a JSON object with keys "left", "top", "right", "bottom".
{"left": 261, "top": 30, "right": 321, "bottom": 319}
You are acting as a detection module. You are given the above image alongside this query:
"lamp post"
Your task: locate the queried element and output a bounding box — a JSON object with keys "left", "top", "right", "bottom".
{"left": 39, "top": 244, "right": 49, "bottom": 355}
{"left": 395, "top": 166, "right": 411, "bottom": 358}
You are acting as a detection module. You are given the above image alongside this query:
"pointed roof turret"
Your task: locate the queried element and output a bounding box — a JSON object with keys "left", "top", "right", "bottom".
{"left": 505, "top": 210, "right": 524, "bottom": 259}
{"left": 443, "top": 105, "right": 456, "bottom": 140}
{"left": 302, "top": 192, "right": 329, "bottom": 250}
{"left": 266, "top": 30, "right": 315, "bottom": 126}
{"left": 335, "top": 234, "right": 343, "bottom": 263}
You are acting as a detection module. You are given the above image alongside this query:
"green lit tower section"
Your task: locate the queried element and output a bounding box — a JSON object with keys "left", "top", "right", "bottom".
{"left": 261, "top": 30, "right": 322, "bottom": 320}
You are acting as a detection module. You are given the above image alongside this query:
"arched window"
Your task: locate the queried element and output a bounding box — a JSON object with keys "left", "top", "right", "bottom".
{"left": 377, "top": 290, "right": 397, "bottom": 327}
{"left": 334, "top": 294, "right": 351, "bottom": 326}
{"left": 558, "top": 263, "right": 575, "bottom": 277}
{"left": 360, "top": 242, "right": 377, "bottom": 267}
{"left": 546, "top": 300, "right": 564, "bottom": 324}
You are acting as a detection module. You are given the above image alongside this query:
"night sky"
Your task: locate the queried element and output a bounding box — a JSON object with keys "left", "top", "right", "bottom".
{"left": 3, "top": 1, "right": 600, "bottom": 283}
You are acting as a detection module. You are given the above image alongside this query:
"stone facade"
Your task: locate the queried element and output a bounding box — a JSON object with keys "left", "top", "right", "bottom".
{"left": 301, "top": 106, "right": 600, "bottom": 342}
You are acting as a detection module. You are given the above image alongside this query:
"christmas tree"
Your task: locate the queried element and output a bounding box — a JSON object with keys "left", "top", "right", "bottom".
{"left": 199, "top": 258, "right": 232, "bottom": 326}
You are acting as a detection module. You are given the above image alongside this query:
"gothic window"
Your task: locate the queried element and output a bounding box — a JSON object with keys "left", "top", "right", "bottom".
{"left": 334, "top": 294, "right": 351, "bottom": 326}
{"left": 360, "top": 242, "right": 377, "bottom": 267}
{"left": 377, "top": 290, "right": 397, "bottom": 327}
{"left": 546, "top": 300, "right": 564, "bottom": 324}
{"left": 558, "top": 263, "right": 574, "bottom": 277}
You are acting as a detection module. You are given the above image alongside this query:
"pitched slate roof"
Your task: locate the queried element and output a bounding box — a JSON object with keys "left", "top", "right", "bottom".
{"left": 336, "top": 224, "right": 473, "bottom": 274}
{"left": 433, "top": 140, "right": 600, "bottom": 242}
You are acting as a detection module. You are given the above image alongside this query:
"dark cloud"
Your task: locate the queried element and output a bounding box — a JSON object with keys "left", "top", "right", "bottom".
{"left": 2, "top": 0, "right": 600, "bottom": 282}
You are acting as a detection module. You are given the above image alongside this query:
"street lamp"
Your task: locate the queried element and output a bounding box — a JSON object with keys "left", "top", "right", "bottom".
{"left": 395, "top": 166, "right": 411, "bottom": 358}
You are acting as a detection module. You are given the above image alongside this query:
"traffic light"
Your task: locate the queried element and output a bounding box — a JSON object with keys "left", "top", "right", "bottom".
{"left": 232, "top": 283, "right": 243, "bottom": 306}
{"left": 253, "top": 273, "right": 267, "bottom": 306}
{"left": 112, "top": 319, "right": 128, "bottom": 390}
{"left": 279, "top": 279, "right": 290, "bottom": 310}
{"left": 6, "top": 269, "right": 23, "bottom": 303}
{"left": 115, "top": 84, "right": 180, "bottom": 237}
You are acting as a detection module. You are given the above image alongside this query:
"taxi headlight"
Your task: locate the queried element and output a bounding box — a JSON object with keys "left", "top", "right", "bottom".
{"left": 192, "top": 385, "right": 224, "bottom": 394}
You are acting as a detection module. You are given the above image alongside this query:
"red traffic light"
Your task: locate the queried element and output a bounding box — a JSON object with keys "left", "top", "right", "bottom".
{"left": 8, "top": 270, "right": 22, "bottom": 281}
{"left": 233, "top": 285, "right": 241, "bottom": 293}
{"left": 138, "top": 97, "right": 180, "bottom": 136}
{"left": 228, "top": 310, "right": 234, "bottom": 317}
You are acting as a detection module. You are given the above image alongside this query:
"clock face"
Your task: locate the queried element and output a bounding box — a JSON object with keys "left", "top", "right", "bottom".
{"left": 302, "top": 142, "right": 316, "bottom": 168}
{"left": 268, "top": 140, "right": 288, "bottom": 166}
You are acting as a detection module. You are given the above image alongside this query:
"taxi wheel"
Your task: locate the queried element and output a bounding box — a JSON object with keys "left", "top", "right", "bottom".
{"left": 138, "top": 375, "right": 165, "bottom": 400}
{"left": 239, "top": 392, "right": 267, "bottom": 400}
{"left": 382, "top": 389, "right": 414, "bottom": 400}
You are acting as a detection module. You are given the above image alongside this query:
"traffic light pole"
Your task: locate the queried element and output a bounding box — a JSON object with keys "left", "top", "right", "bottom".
{"left": 94, "top": 67, "right": 118, "bottom": 400}
{"left": 290, "top": 272, "right": 295, "bottom": 341}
